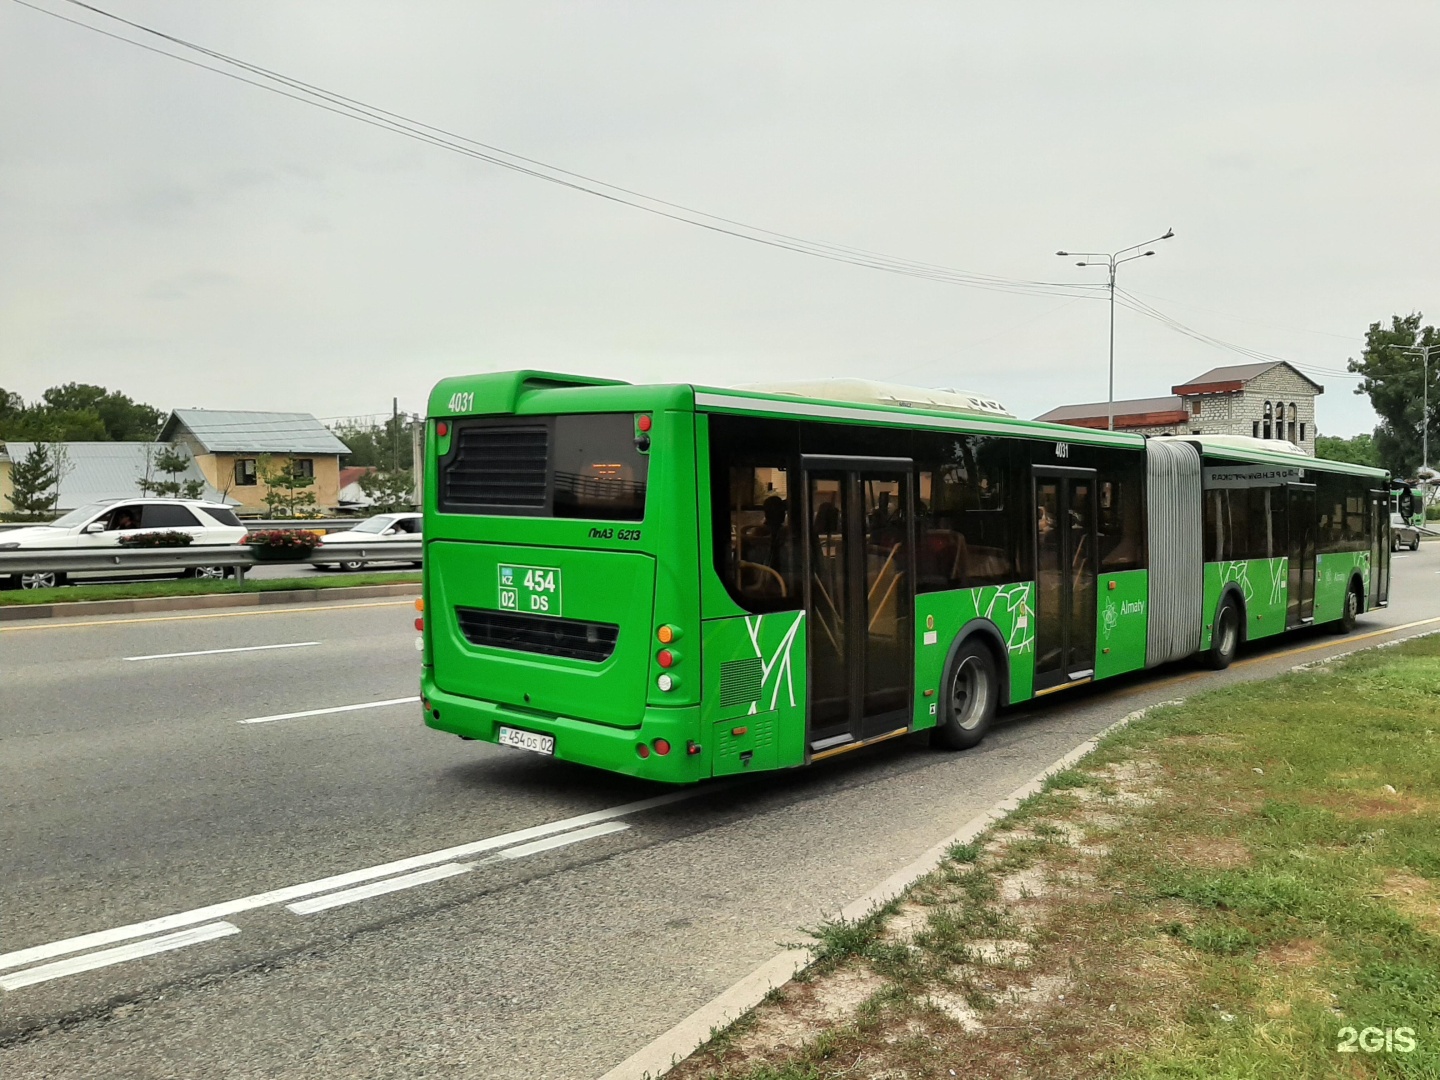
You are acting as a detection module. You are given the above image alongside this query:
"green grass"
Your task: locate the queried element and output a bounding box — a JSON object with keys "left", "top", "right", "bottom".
{"left": 671, "top": 635, "right": 1440, "bottom": 1080}
{"left": 0, "top": 571, "right": 420, "bottom": 605}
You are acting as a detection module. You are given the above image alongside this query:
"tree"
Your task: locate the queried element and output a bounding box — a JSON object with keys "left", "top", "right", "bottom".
{"left": 40, "top": 383, "right": 164, "bottom": 441}
{"left": 137, "top": 445, "right": 205, "bottom": 499}
{"left": 358, "top": 469, "right": 416, "bottom": 513}
{"left": 331, "top": 415, "right": 414, "bottom": 470}
{"left": 257, "top": 455, "right": 318, "bottom": 517}
{"left": 1314, "top": 432, "right": 1380, "bottom": 468}
{"left": 1347, "top": 313, "right": 1440, "bottom": 476}
{"left": 8, "top": 443, "right": 60, "bottom": 517}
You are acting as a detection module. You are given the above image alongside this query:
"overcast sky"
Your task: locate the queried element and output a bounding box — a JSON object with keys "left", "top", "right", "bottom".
{"left": 3, "top": 1, "right": 1438, "bottom": 435}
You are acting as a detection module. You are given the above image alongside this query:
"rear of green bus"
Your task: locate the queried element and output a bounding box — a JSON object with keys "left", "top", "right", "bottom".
{"left": 418, "top": 371, "right": 708, "bottom": 782}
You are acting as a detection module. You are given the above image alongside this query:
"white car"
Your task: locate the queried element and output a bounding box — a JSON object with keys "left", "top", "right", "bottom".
{"left": 314, "top": 512, "right": 423, "bottom": 571}
{"left": 0, "top": 498, "right": 247, "bottom": 589}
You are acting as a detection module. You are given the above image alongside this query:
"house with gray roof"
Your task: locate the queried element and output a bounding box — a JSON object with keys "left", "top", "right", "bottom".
{"left": 1035, "top": 360, "right": 1324, "bottom": 454}
{"left": 159, "top": 409, "right": 351, "bottom": 513}
{"left": 0, "top": 441, "right": 234, "bottom": 512}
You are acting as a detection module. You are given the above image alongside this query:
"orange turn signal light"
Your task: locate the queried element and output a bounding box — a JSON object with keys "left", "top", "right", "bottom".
{"left": 657, "top": 625, "right": 675, "bottom": 644}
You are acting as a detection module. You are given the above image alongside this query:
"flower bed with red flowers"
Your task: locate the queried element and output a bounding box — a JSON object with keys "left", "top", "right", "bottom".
{"left": 242, "top": 529, "right": 320, "bottom": 560}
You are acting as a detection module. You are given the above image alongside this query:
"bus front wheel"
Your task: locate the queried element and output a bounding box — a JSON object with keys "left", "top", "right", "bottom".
{"left": 1205, "top": 599, "right": 1241, "bottom": 670}
{"left": 1331, "top": 585, "right": 1361, "bottom": 635}
{"left": 931, "top": 639, "right": 998, "bottom": 751}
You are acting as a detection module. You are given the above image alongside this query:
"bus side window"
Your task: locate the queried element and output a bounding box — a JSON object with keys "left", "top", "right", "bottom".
{"left": 725, "top": 465, "right": 801, "bottom": 610}
{"left": 915, "top": 435, "right": 1016, "bottom": 591}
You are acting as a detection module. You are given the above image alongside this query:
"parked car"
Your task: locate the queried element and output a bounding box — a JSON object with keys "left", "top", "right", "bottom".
{"left": 1392, "top": 512, "right": 1422, "bottom": 552}
{"left": 313, "top": 512, "right": 423, "bottom": 571}
{"left": 0, "top": 499, "right": 246, "bottom": 589}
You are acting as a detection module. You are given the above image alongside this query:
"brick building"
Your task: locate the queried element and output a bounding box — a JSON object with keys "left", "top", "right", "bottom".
{"left": 1034, "top": 361, "right": 1323, "bottom": 454}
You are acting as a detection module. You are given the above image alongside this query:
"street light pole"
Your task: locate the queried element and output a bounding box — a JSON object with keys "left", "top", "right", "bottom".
{"left": 1385, "top": 342, "right": 1439, "bottom": 474}
{"left": 1057, "top": 229, "right": 1175, "bottom": 431}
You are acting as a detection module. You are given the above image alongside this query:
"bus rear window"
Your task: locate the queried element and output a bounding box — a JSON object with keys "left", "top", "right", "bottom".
{"left": 439, "top": 413, "right": 647, "bottom": 521}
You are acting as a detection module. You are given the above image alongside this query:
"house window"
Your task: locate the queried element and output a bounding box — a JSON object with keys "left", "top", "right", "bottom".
{"left": 1300, "top": 422, "right": 1306, "bottom": 443}
{"left": 293, "top": 458, "right": 314, "bottom": 478}
{"left": 1252, "top": 420, "right": 1261, "bottom": 438}
{"left": 234, "top": 459, "right": 257, "bottom": 486}
{"left": 1191, "top": 398, "right": 1202, "bottom": 417}
{"left": 1262, "top": 401, "right": 1273, "bottom": 440}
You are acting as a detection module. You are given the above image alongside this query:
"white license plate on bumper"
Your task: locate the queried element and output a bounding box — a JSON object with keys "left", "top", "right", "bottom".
{"left": 497, "top": 726, "right": 555, "bottom": 756}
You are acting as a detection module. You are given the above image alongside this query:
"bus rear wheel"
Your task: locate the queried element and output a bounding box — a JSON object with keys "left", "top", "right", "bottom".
{"left": 931, "top": 639, "right": 998, "bottom": 751}
{"left": 1331, "top": 584, "right": 1361, "bottom": 634}
{"left": 1205, "top": 599, "right": 1240, "bottom": 670}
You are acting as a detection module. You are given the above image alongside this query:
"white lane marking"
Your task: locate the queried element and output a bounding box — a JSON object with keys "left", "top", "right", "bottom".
{"left": 287, "top": 864, "right": 473, "bottom": 915}
{"left": 0, "top": 789, "right": 698, "bottom": 973}
{"left": 125, "top": 641, "right": 321, "bottom": 662}
{"left": 0, "top": 923, "right": 240, "bottom": 992}
{"left": 476, "top": 820, "right": 631, "bottom": 865}
{"left": 237, "top": 696, "right": 420, "bottom": 725}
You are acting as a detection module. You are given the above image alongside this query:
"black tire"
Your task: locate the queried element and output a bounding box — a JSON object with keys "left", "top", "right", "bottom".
{"left": 339, "top": 559, "right": 366, "bottom": 572}
{"left": 1331, "top": 584, "right": 1361, "bottom": 634}
{"left": 1, "top": 574, "right": 18, "bottom": 591}
{"left": 931, "top": 638, "right": 999, "bottom": 751}
{"left": 189, "top": 566, "right": 228, "bottom": 581}
{"left": 1205, "top": 598, "right": 1241, "bottom": 670}
{"left": 1411, "top": 537, "right": 1421, "bottom": 552}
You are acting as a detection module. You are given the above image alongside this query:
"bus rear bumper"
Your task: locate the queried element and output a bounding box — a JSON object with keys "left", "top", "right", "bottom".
{"left": 419, "top": 674, "right": 707, "bottom": 783}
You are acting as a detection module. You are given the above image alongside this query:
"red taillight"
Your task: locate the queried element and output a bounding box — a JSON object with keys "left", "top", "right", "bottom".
{"left": 636, "top": 743, "right": 650, "bottom": 759}
{"left": 637, "top": 414, "right": 652, "bottom": 432}
{"left": 414, "top": 617, "right": 424, "bottom": 631}
{"left": 652, "top": 738, "right": 671, "bottom": 756}
{"left": 657, "top": 649, "right": 674, "bottom": 668}
{"left": 436, "top": 421, "right": 449, "bottom": 437}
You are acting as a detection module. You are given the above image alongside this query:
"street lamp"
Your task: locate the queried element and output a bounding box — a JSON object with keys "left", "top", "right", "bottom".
{"left": 1056, "top": 229, "right": 1175, "bottom": 431}
{"left": 1384, "top": 341, "right": 1439, "bottom": 475}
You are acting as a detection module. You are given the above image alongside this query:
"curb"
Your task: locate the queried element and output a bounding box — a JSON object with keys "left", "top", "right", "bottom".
{"left": 0, "top": 582, "right": 420, "bottom": 622}
{"left": 598, "top": 700, "right": 1180, "bottom": 1080}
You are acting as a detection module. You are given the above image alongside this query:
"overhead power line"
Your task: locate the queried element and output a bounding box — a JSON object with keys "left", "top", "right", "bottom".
{"left": 11, "top": 0, "right": 1366, "bottom": 381}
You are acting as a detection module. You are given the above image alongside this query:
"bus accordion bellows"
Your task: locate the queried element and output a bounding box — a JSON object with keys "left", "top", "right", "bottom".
{"left": 418, "top": 370, "right": 1391, "bottom": 783}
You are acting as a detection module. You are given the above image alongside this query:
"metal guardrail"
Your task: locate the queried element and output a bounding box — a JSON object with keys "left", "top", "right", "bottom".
{"left": 0, "top": 541, "right": 423, "bottom": 585}
{"left": 0, "top": 518, "right": 364, "bottom": 534}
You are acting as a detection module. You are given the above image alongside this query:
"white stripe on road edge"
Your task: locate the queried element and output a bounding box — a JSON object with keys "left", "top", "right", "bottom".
{"left": 0, "top": 923, "right": 240, "bottom": 992}
{"left": 285, "top": 821, "right": 633, "bottom": 916}
{"left": 0, "top": 789, "right": 698, "bottom": 975}
{"left": 287, "top": 864, "right": 474, "bottom": 915}
{"left": 126, "top": 642, "right": 321, "bottom": 662}
{"left": 237, "top": 696, "right": 420, "bottom": 725}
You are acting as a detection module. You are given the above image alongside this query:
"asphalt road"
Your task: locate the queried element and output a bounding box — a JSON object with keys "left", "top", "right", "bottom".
{"left": 2, "top": 550, "right": 1438, "bottom": 1079}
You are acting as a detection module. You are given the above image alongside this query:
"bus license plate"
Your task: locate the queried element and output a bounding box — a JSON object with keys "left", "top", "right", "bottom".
{"left": 497, "top": 726, "right": 555, "bottom": 756}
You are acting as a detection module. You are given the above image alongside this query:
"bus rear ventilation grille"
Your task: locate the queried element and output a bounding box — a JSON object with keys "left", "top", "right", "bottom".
{"left": 440, "top": 424, "right": 549, "bottom": 509}
{"left": 719, "top": 657, "right": 764, "bottom": 709}
{"left": 456, "top": 607, "right": 619, "bottom": 662}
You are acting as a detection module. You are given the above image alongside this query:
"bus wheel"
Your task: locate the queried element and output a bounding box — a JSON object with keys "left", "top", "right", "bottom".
{"left": 1332, "top": 585, "right": 1361, "bottom": 635}
{"left": 1205, "top": 599, "right": 1240, "bottom": 670}
{"left": 931, "top": 639, "right": 997, "bottom": 751}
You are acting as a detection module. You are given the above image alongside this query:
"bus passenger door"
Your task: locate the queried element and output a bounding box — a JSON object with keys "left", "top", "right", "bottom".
{"left": 1369, "top": 489, "right": 1389, "bottom": 607}
{"left": 802, "top": 459, "right": 914, "bottom": 757}
{"left": 1033, "top": 468, "right": 1098, "bottom": 695}
{"left": 1286, "top": 483, "right": 1317, "bottom": 627}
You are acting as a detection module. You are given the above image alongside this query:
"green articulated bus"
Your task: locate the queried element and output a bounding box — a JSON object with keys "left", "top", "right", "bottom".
{"left": 418, "top": 370, "right": 1391, "bottom": 783}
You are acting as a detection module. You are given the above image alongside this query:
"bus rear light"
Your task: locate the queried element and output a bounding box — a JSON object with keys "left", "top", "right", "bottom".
{"left": 657, "top": 624, "right": 682, "bottom": 643}
{"left": 636, "top": 742, "right": 650, "bottom": 759}
{"left": 637, "top": 414, "right": 652, "bottom": 432}
{"left": 657, "top": 673, "right": 676, "bottom": 692}
{"left": 686, "top": 741, "right": 702, "bottom": 756}
{"left": 414, "top": 617, "right": 424, "bottom": 631}
{"left": 414, "top": 598, "right": 424, "bottom": 612}
{"left": 657, "top": 649, "right": 674, "bottom": 668}
{"left": 436, "top": 421, "right": 449, "bottom": 437}
{"left": 652, "top": 738, "right": 671, "bottom": 756}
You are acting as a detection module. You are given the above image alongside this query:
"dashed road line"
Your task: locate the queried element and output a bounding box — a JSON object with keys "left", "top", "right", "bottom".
{"left": 0, "top": 923, "right": 241, "bottom": 992}
{"left": 238, "top": 696, "right": 420, "bottom": 725}
{"left": 126, "top": 641, "right": 320, "bottom": 662}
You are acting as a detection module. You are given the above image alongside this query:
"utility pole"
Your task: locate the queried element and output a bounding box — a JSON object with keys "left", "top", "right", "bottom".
{"left": 1057, "top": 229, "right": 1175, "bottom": 430}
{"left": 410, "top": 413, "right": 423, "bottom": 507}
{"left": 392, "top": 397, "right": 400, "bottom": 473}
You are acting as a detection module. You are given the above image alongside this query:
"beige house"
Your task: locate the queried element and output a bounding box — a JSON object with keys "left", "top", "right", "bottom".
{"left": 1035, "top": 361, "right": 1324, "bottom": 455}
{"left": 159, "top": 409, "right": 351, "bottom": 513}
